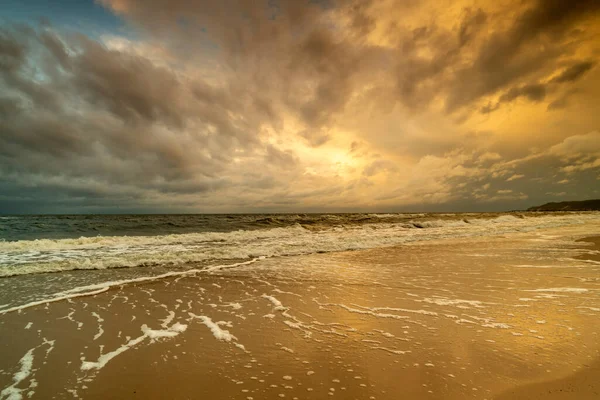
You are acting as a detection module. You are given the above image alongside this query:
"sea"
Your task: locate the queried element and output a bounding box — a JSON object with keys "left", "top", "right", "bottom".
{"left": 0, "top": 212, "right": 599, "bottom": 312}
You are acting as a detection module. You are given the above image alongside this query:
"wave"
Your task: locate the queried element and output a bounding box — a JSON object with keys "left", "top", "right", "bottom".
{"left": 0, "top": 258, "right": 262, "bottom": 315}
{"left": 1, "top": 213, "right": 598, "bottom": 277}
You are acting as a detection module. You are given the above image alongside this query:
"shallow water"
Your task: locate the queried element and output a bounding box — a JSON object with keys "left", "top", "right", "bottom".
{"left": 0, "top": 221, "right": 598, "bottom": 399}
{"left": 1, "top": 213, "right": 598, "bottom": 280}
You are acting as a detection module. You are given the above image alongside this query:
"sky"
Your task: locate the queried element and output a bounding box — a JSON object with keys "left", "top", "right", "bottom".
{"left": 0, "top": 0, "right": 599, "bottom": 213}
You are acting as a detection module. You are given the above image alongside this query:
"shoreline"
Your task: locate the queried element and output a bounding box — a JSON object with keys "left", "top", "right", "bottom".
{"left": 0, "top": 228, "right": 599, "bottom": 399}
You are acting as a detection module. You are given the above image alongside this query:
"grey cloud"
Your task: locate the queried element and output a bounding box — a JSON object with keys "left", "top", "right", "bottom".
{"left": 499, "top": 83, "right": 547, "bottom": 103}
{"left": 547, "top": 88, "right": 578, "bottom": 110}
{"left": 98, "top": 0, "right": 385, "bottom": 137}
{"left": 292, "top": 29, "right": 356, "bottom": 128}
{"left": 38, "top": 30, "right": 72, "bottom": 71}
{"left": 298, "top": 129, "right": 331, "bottom": 147}
{"left": 0, "top": 24, "right": 297, "bottom": 210}
{"left": 265, "top": 144, "right": 297, "bottom": 170}
{"left": 362, "top": 159, "right": 397, "bottom": 177}
{"left": 0, "top": 96, "right": 22, "bottom": 119}
{"left": 458, "top": 8, "right": 487, "bottom": 47}
{"left": 72, "top": 38, "right": 187, "bottom": 128}
{"left": 479, "top": 102, "right": 499, "bottom": 114}
{"left": 0, "top": 28, "right": 27, "bottom": 72}
{"left": 480, "top": 61, "right": 594, "bottom": 114}
{"left": 98, "top": 0, "right": 598, "bottom": 122}
{"left": 393, "top": 11, "right": 485, "bottom": 110}
{"left": 477, "top": 0, "right": 599, "bottom": 68}
{"left": 480, "top": 82, "right": 547, "bottom": 113}
{"left": 446, "top": 0, "right": 600, "bottom": 112}
{"left": 517, "top": 0, "right": 600, "bottom": 36}
{"left": 550, "top": 61, "right": 595, "bottom": 83}
{"left": 2, "top": 1, "right": 599, "bottom": 212}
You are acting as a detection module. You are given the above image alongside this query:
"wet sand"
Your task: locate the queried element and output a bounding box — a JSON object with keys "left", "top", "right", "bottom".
{"left": 494, "top": 357, "right": 600, "bottom": 399}
{"left": 493, "top": 236, "right": 600, "bottom": 400}
{"left": 0, "top": 226, "right": 599, "bottom": 399}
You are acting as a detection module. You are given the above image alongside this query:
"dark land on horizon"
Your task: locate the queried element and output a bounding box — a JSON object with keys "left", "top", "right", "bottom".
{"left": 527, "top": 199, "right": 600, "bottom": 212}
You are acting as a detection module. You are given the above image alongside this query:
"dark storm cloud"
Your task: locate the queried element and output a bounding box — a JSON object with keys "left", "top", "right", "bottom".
{"left": 72, "top": 37, "right": 187, "bottom": 128}
{"left": 546, "top": 88, "right": 579, "bottom": 110}
{"left": 499, "top": 84, "right": 547, "bottom": 103}
{"left": 86, "top": 0, "right": 600, "bottom": 211}
{"left": 392, "top": 7, "right": 488, "bottom": 110}
{"left": 0, "top": 30, "right": 26, "bottom": 70}
{"left": 550, "top": 61, "right": 595, "bottom": 83}
{"left": 446, "top": 0, "right": 600, "bottom": 112}
{"left": 479, "top": 60, "right": 595, "bottom": 114}
{"left": 480, "top": 83, "right": 547, "bottom": 113}
{"left": 265, "top": 145, "right": 297, "bottom": 170}
{"left": 2, "top": 0, "right": 599, "bottom": 213}
{"left": 516, "top": 0, "right": 600, "bottom": 36}
{"left": 99, "top": 0, "right": 599, "bottom": 124}
{"left": 0, "top": 24, "right": 281, "bottom": 210}
{"left": 458, "top": 8, "right": 487, "bottom": 47}
{"left": 292, "top": 29, "right": 358, "bottom": 129}
{"left": 98, "top": 0, "right": 384, "bottom": 142}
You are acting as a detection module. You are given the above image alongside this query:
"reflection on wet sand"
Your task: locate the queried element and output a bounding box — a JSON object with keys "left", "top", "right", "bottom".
{"left": 494, "top": 357, "right": 600, "bottom": 399}
{"left": 0, "top": 225, "right": 599, "bottom": 399}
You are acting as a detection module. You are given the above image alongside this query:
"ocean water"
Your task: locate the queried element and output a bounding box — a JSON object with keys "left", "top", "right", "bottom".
{"left": 1, "top": 212, "right": 599, "bottom": 278}
{"left": 0, "top": 212, "right": 599, "bottom": 313}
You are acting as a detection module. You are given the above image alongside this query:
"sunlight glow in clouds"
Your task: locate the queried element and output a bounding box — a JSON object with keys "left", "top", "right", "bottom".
{"left": 0, "top": 0, "right": 599, "bottom": 213}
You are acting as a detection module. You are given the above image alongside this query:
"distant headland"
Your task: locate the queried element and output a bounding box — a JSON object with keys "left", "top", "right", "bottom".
{"left": 527, "top": 199, "right": 600, "bottom": 211}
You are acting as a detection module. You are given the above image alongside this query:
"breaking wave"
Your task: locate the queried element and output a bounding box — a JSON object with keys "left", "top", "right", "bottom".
{"left": 0, "top": 213, "right": 598, "bottom": 277}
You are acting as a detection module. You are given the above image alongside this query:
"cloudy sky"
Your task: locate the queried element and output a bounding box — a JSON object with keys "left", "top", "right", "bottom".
{"left": 1, "top": 0, "right": 599, "bottom": 213}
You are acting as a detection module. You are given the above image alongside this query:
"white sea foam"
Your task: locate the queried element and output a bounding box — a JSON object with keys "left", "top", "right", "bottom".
{"left": 80, "top": 322, "right": 186, "bottom": 371}
{"left": 455, "top": 319, "right": 476, "bottom": 325}
{"left": 160, "top": 311, "right": 175, "bottom": 328}
{"left": 422, "top": 297, "right": 486, "bottom": 308}
{"left": 515, "top": 265, "right": 577, "bottom": 269}
{"left": 2, "top": 213, "right": 598, "bottom": 277}
{"left": 577, "top": 306, "right": 600, "bottom": 312}
{"left": 372, "top": 346, "right": 411, "bottom": 355}
{"left": 278, "top": 345, "right": 295, "bottom": 353}
{"left": 314, "top": 301, "right": 410, "bottom": 320}
{"left": 373, "top": 330, "right": 395, "bottom": 338}
{"left": 525, "top": 288, "right": 590, "bottom": 293}
{"left": 91, "top": 312, "right": 104, "bottom": 341}
{"left": 482, "top": 323, "right": 510, "bottom": 329}
{"left": 370, "top": 306, "right": 438, "bottom": 316}
{"left": 262, "top": 294, "right": 286, "bottom": 311}
{"left": 142, "top": 323, "right": 188, "bottom": 340}
{"left": 0, "top": 348, "right": 35, "bottom": 400}
{"left": 189, "top": 313, "right": 237, "bottom": 342}
{"left": 81, "top": 334, "right": 147, "bottom": 371}
{"left": 0, "top": 259, "right": 260, "bottom": 316}
{"left": 0, "top": 287, "right": 111, "bottom": 316}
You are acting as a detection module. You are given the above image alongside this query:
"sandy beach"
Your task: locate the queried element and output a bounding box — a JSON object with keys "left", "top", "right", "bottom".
{"left": 3, "top": 0, "right": 600, "bottom": 398}
{"left": 1, "top": 224, "right": 599, "bottom": 399}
